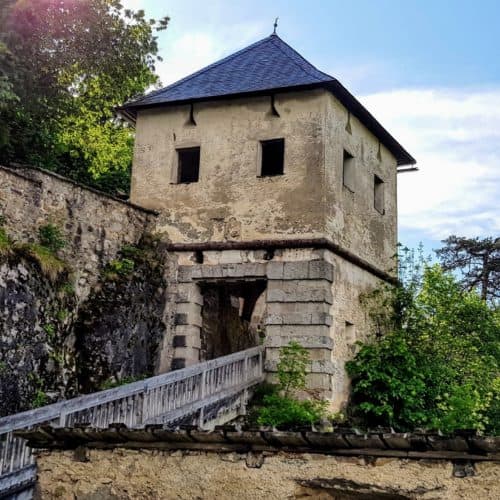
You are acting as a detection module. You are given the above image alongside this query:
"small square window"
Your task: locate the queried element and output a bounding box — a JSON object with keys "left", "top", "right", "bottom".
{"left": 374, "top": 174, "right": 385, "bottom": 214}
{"left": 343, "top": 150, "right": 355, "bottom": 192}
{"left": 260, "top": 138, "right": 284, "bottom": 176}
{"left": 177, "top": 147, "right": 200, "bottom": 183}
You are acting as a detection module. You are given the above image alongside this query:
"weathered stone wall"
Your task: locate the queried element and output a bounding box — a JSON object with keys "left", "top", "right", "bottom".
{"left": 0, "top": 166, "right": 167, "bottom": 414}
{"left": 0, "top": 259, "right": 75, "bottom": 416}
{"left": 324, "top": 93, "right": 398, "bottom": 274}
{"left": 130, "top": 89, "right": 398, "bottom": 277}
{"left": 131, "top": 90, "right": 328, "bottom": 244}
{"left": 0, "top": 240, "right": 168, "bottom": 414}
{"left": 0, "top": 165, "right": 156, "bottom": 300}
{"left": 35, "top": 448, "right": 500, "bottom": 499}
{"left": 154, "top": 247, "right": 382, "bottom": 408}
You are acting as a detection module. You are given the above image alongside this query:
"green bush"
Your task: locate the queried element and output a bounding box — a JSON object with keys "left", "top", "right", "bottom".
{"left": 347, "top": 265, "right": 500, "bottom": 433}
{"left": 38, "top": 223, "right": 66, "bottom": 253}
{"left": 277, "top": 340, "right": 310, "bottom": 396}
{"left": 252, "top": 341, "right": 330, "bottom": 428}
{"left": 257, "top": 394, "right": 328, "bottom": 428}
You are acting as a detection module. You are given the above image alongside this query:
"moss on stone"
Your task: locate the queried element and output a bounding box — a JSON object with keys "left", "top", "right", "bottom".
{"left": 14, "top": 243, "right": 69, "bottom": 284}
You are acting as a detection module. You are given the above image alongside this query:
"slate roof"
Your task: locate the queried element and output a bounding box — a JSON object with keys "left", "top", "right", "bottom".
{"left": 119, "top": 34, "right": 415, "bottom": 166}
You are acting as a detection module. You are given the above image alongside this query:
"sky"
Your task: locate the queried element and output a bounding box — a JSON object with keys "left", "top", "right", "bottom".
{"left": 124, "top": 0, "right": 499, "bottom": 255}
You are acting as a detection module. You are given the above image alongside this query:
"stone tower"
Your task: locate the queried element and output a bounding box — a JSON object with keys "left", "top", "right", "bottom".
{"left": 118, "top": 34, "right": 415, "bottom": 407}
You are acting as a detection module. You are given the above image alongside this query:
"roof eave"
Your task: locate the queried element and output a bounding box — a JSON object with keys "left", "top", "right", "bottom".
{"left": 118, "top": 81, "right": 416, "bottom": 167}
{"left": 324, "top": 81, "right": 416, "bottom": 166}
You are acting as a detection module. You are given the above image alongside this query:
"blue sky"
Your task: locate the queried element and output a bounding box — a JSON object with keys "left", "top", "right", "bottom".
{"left": 125, "top": 0, "right": 500, "bottom": 255}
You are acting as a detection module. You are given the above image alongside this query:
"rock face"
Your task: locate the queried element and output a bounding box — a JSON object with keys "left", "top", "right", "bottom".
{"left": 0, "top": 245, "right": 167, "bottom": 414}
{"left": 35, "top": 449, "right": 500, "bottom": 500}
{"left": 0, "top": 259, "right": 76, "bottom": 416}
{"left": 75, "top": 243, "right": 167, "bottom": 393}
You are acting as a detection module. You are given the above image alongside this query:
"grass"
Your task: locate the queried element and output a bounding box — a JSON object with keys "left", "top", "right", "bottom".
{"left": 0, "top": 227, "right": 13, "bottom": 258}
{"left": 15, "top": 243, "right": 69, "bottom": 283}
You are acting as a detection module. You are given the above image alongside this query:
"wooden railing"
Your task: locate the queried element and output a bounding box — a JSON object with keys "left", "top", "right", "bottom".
{"left": 0, "top": 346, "right": 264, "bottom": 496}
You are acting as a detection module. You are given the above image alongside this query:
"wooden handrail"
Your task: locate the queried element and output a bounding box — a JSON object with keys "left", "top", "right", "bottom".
{"left": 0, "top": 346, "right": 264, "bottom": 434}
{"left": 0, "top": 346, "right": 265, "bottom": 490}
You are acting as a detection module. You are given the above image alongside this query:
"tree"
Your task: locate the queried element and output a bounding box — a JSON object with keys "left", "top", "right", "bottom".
{"left": 347, "top": 264, "right": 500, "bottom": 434}
{"left": 436, "top": 236, "right": 500, "bottom": 303}
{"left": 0, "top": 0, "right": 169, "bottom": 194}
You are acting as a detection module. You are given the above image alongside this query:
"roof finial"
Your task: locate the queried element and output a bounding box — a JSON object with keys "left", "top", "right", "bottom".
{"left": 273, "top": 17, "right": 279, "bottom": 35}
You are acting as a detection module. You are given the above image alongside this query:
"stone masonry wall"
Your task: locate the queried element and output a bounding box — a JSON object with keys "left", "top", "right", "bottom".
{"left": 36, "top": 448, "right": 500, "bottom": 499}
{"left": 0, "top": 165, "right": 166, "bottom": 414}
{"left": 0, "top": 165, "right": 156, "bottom": 301}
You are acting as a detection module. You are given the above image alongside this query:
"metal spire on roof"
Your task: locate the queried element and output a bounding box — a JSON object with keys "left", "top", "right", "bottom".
{"left": 273, "top": 17, "right": 279, "bottom": 35}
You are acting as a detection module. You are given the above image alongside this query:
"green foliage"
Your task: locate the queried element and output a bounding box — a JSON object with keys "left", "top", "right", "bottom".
{"left": 0, "top": 0, "right": 169, "bottom": 194}
{"left": 347, "top": 263, "right": 500, "bottom": 434}
{"left": 437, "top": 235, "right": 499, "bottom": 304}
{"left": 104, "top": 257, "right": 135, "bottom": 280}
{"left": 31, "top": 389, "right": 49, "bottom": 408}
{"left": 277, "top": 340, "right": 310, "bottom": 396}
{"left": 257, "top": 394, "right": 329, "bottom": 428}
{"left": 253, "top": 341, "right": 329, "bottom": 428}
{"left": 0, "top": 226, "right": 12, "bottom": 257}
{"left": 38, "top": 223, "right": 66, "bottom": 253}
{"left": 56, "top": 308, "right": 69, "bottom": 322}
{"left": 43, "top": 323, "right": 56, "bottom": 341}
{"left": 15, "top": 243, "right": 68, "bottom": 283}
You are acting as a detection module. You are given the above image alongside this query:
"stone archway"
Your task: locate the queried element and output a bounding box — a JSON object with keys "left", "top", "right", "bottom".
{"left": 199, "top": 280, "right": 266, "bottom": 361}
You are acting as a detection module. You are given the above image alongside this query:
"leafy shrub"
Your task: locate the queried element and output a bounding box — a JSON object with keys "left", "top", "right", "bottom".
{"left": 347, "top": 265, "right": 500, "bottom": 433}
{"left": 257, "top": 394, "right": 328, "bottom": 428}
{"left": 38, "top": 223, "right": 66, "bottom": 253}
{"left": 277, "top": 341, "right": 309, "bottom": 396}
{"left": 253, "top": 341, "right": 330, "bottom": 428}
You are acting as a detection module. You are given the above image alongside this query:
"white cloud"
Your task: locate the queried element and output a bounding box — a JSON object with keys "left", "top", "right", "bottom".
{"left": 360, "top": 89, "right": 500, "bottom": 240}
{"left": 156, "top": 22, "right": 265, "bottom": 87}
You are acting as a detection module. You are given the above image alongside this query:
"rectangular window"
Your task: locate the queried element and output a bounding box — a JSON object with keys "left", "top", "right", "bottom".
{"left": 177, "top": 147, "right": 200, "bottom": 183}
{"left": 374, "top": 174, "right": 385, "bottom": 214}
{"left": 260, "top": 138, "right": 284, "bottom": 176}
{"left": 342, "top": 150, "right": 355, "bottom": 192}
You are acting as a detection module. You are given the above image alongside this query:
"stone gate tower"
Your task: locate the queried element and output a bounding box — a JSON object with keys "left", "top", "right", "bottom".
{"left": 118, "top": 34, "right": 415, "bottom": 407}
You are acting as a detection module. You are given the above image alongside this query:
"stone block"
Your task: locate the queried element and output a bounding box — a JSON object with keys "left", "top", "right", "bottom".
{"left": 282, "top": 261, "right": 309, "bottom": 280}
{"left": 264, "top": 335, "right": 334, "bottom": 349}
{"left": 190, "top": 266, "right": 203, "bottom": 279}
{"left": 309, "top": 260, "right": 334, "bottom": 281}
{"left": 264, "top": 358, "right": 335, "bottom": 375}
{"left": 266, "top": 301, "right": 331, "bottom": 315}
{"left": 266, "top": 280, "right": 333, "bottom": 303}
{"left": 265, "top": 311, "right": 332, "bottom": 326}
{"left": 174, "top": 326, "right": 202, "bottom": 348}
{"left": 175, "top": 302, "right": 202, "bottom": 326}
{"left": 264, "top": 313, "right": 283, "bottom": 325}
{"left": 177, "top": 266, "right": 193, "bottom": 282}
{"left": 265, "top": 324, "right": 331, "bottom": 337}
{"left": 201, "top": 265, "right": 223, "bottom": 279}
{"left": 173, "top": 346, "right": 200, "bottom": 362}
{"left": 176, "top": 283, "right": 203, "bottom": 305}
{"left": 266, "top": 261, "right": 284, "bottom": 279}
{"left": 218, "top": 250, "right": 243, "bottom": 264}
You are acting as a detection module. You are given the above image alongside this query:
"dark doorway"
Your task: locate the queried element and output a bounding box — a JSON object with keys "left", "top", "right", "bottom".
{"left": 200, "top": 280, "right": 266, "bottom": 360}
